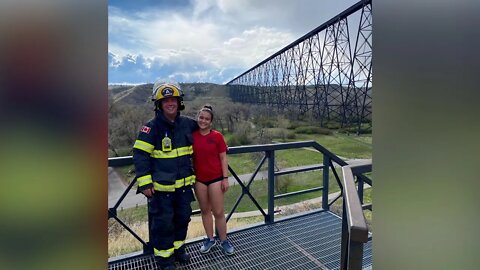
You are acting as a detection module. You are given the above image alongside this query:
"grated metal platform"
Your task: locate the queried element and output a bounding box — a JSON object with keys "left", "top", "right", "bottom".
{"left": 109, "top": 211, "right": 372, "bottom": 270}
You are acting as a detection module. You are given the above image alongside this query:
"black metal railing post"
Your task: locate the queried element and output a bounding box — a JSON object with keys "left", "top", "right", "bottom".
{"left": 266, "top": 150, "right": 275, "bottom": 224}
{"left": 357, "top": 174, "right": 364, "bottom": 204}
{"left": 348, "top": 241, "right": 365, "bottom": 270}
{"left": 340, "top": 201, "right": 349, "bottom": 270}
{"left": 322, "top": 155, "right": 330, "bottom": 210}
{"left": 145, "top": 202, "right": 153, "bottom": 254}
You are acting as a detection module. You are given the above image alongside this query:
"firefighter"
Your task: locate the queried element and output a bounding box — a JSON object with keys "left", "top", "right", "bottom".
{"left": 132, "top": 81, "right": 198, "bottom": 270}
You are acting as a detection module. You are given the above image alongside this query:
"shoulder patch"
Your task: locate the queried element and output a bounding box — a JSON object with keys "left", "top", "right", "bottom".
{"left": 140, "top": 126, "right": 151, "bottom": 134}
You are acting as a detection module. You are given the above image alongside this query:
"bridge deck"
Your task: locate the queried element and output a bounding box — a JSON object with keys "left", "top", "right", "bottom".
{"left": 108, "top": 211, "right": 372, "bottom": 270}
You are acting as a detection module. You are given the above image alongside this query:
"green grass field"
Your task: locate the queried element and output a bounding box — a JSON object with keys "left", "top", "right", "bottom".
{"left": 290, "top": 132, "right": 372, "bottom": 159}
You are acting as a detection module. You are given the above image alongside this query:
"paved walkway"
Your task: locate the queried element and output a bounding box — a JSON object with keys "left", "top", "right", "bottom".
{"left": 108, "top": 167, "right": 146, "bottom": 209}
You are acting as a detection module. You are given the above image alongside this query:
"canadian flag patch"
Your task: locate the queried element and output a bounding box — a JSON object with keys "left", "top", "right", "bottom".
{"left": 140, "top": 126, "right": 151, "bottom": 134}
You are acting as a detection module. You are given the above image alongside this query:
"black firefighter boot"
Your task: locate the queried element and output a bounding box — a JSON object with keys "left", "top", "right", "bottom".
{"left": 174, "top": 246, "right": 191, "bottom": 264}
{"left": 155, "top": 257, "right": 176, "bottom": 270}
{"left": 160, "top": 264, "right": 175, "bottom": 270}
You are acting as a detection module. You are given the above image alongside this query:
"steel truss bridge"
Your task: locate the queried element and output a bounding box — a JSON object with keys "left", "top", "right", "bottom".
{"left": 226, "top": 0, "right": 372, "bottom": 134}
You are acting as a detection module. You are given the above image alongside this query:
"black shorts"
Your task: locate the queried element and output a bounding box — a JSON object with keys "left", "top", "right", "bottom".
{"left": 196, "top": 176, "right": 224, "bottom": 186}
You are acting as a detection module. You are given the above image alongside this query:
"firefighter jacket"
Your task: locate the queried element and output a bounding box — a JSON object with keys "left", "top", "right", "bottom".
{"left": 133, "top": 111, "right": 198, "bottom": 192}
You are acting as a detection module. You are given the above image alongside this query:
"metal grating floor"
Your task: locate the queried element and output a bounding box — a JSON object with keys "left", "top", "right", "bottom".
{"left": 109, "top": 211, "right": 372, "bottom": 270}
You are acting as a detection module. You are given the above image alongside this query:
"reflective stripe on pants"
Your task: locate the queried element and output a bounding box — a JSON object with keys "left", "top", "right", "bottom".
{"left": 149, "top": 187, "right": 193, "bottom": 264}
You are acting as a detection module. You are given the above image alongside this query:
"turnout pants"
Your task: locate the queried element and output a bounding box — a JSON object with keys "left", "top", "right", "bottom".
{"left": 149, "top": 186, "right": 194, "bottom": 266}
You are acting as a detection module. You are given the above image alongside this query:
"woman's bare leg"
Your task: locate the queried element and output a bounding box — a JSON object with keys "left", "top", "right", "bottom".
{"left": 208, "top": 181, "right": 227, "bottom": 241}
{"left": 194, "top": 182, "right": 214, "bottom": 239}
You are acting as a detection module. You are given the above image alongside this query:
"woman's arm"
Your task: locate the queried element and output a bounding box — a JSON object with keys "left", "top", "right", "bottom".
{"left": 219, "top": 151, "right": 229, "bottom": 192}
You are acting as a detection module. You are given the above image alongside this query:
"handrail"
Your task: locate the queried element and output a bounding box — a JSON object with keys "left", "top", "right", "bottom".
{"left": 108, "top": 140, "right": 348, "bottom": 256}
{"left": 342, "top": 165, "right": 369, "bottom": 242}
{"left": 340, "top": 162, "right": 372, "bottom": 270}
{"left": 108, "top": 156, "right": 133, "bottom": 167}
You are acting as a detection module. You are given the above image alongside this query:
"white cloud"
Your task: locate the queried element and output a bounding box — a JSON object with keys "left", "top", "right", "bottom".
{"left": 108, "top": 0, "right": 357, "bottom": 83}
{"left": 220, "top": 26, "right": 293, "bottom": 67}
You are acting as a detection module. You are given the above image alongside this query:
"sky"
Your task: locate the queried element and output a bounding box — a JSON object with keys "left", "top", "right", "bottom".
{"left": 108, "top": 0, "right": 359, "bottom": 85}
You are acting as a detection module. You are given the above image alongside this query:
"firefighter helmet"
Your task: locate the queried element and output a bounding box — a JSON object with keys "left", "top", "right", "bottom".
{"left": 152, "top": 81, "right": 185, "bottom": 111}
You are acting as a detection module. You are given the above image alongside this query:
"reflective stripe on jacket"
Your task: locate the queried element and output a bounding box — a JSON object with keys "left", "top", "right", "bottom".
{"left": 133, "top": 112, "right": 198, "bottom": 192}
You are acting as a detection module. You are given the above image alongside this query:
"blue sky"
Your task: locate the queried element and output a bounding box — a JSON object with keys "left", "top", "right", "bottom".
{"left": 108, "top": 0, "right": 358, "bottom": 84}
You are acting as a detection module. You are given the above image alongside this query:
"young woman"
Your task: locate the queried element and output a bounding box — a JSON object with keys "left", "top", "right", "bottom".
{"left": 192, "top": 105, "right": 235, "bottom": 256}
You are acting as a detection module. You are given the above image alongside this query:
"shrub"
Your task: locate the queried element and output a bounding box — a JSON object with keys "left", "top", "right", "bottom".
{"left": 227, "top": 135, "right": 241, "bottom": 146}
{"left": 286, "top": 131, "right": 296, "bottom": 139}
{"left": 227, "top": 132, "right": 252, "bottom": 146}
{"left": 268, "top": 128, "right": 296, "bottom": 142}
{"left": 230, "top": 121, "right": 254, "bottom": 146}
{"left": 253, "top": 116, "right": 276, "bottom": 128}
{"left": 286, "top": 120, "right": 309, "bottom": 130}
{"left": 324, "top": 121, "right": 341, "bottom": 129}
{"left": 275, "top": 175, "right": 294, "bottom": 194}
{"left": 338, "top": 124, "right": 372, "bottom": 135}
{"left": 295, "top": 126, "right": 332, "bottom": 135}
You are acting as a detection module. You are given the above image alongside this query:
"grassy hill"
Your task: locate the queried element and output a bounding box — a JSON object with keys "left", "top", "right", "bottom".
{"left": 108, "top": 83, "right": 228, "bottom": 107}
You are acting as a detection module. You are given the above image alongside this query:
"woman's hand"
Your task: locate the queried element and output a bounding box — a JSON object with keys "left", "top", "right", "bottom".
{"left": 221, "top": 178, "right": 229, "bottom": 193}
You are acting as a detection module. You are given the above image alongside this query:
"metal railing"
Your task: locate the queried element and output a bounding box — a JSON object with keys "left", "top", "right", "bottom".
{"left": 340, "top": 162, "right": 372, "bottom": 270}
{"left": 108, "top": 140, "right": 349, "bottom": 255}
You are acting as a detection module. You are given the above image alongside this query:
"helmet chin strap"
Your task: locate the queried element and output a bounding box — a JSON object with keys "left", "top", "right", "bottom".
{"left": 154, "top": 100, "right": 161, "bottom": 111}
{"left": 178, "top": 99, "right": 185, "bottom": 111}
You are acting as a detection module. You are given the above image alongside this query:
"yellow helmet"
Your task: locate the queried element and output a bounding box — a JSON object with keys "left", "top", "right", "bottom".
{"left": 152, "top": 81, "right": 185, "bottom": 110}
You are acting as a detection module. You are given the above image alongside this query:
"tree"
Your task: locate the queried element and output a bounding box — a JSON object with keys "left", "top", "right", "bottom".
{"left": 109, "top": 104, "right": 152, "bottom": 157}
